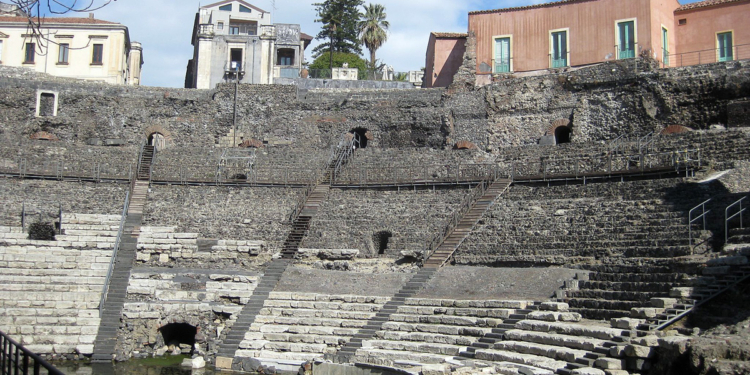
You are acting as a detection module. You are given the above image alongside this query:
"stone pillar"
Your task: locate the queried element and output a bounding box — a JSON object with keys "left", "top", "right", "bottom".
{"left": 195, "top": 36, "right": 214, "bottom": 89}
{"left": 127, "top": 42, "right": 143, "bottom": 86}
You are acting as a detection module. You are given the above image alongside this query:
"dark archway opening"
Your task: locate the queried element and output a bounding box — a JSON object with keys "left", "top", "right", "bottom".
{"left": 555, "top": 126, "right": 572, "bottom": 144}
{"left": 373, "top": 231, "right": 393, "bottom": 255}
{"left": 349, "top": 128, "right": 369, "bottom": 149}
{"left": 158, "top": 323, "right": 197, "bottom": 354}
{"left": 148, "top": 132, "right": 166, "bottom": 150}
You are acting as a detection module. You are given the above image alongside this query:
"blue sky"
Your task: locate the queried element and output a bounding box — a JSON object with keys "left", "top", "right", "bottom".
{"left": 41, "top": 0, "right": 704, "bottom": 88}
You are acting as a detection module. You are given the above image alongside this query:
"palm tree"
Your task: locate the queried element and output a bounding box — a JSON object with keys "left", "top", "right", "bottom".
{"left": 358, "top": 4, "right": 389, "bottom": 73}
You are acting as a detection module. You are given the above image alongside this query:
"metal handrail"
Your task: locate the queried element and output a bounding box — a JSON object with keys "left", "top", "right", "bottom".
{"left": 638, "top": 132, "right": 656, "bottom": 154}
{"left": 423, "top": 167, "right": 500, "bottom": 261}
{"left": 99, "top": 174, "right": 134, "bottom": 316}
{"left": 689, "top": 198, "right": 712, "bottom": 248}
{"left": 726, "top": 196, "right": 748, "bottom": 243}
{"left": 0, "top": 331, "right": 64, "bottom": 375}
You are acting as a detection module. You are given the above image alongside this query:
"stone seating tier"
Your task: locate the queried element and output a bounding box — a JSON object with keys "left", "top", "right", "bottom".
{"left": 353, "top": 298, "right": 535, "bottom": 367}
{"left": 235, "top": 292, "right": 390, "bottom": 362}
{"left": 135, "top": 226, "right": 266, "bottom": 268}
{"left": 0, "top": 214, "right": 120, "bottom": 356}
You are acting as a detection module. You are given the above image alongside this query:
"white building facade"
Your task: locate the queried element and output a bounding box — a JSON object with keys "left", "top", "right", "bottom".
{"left": 185, "top": 0, "right": 310, "bottom": 89}
{"left": 0, "top": 15, "right": 143, "bottom": 85}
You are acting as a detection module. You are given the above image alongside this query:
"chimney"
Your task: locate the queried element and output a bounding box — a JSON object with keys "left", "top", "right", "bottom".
{"left": 89, "top": 13, "right": 94, "bottom": 19}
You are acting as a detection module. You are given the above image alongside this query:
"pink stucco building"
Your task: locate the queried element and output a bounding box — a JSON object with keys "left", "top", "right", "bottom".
{"left": 425, "top": 0, "right": 750, "bottom": 87}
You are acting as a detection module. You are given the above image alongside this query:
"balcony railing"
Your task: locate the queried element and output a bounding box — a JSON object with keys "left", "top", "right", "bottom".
{"left": 491, "top": 58, "right": 513, "bottom": 73}
{"left": 662, "top": 43, "right": 750, "bottom": 68}
{"left": 198, "top": 23, "right": 214, "bottom": 35}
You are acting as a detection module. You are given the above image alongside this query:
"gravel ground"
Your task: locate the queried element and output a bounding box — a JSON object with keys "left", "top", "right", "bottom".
{"left": 416, "top": 266, "right": 582, "bottom": 300}
{"left": 275, "top": 266, "right": 411, "bottom": 296}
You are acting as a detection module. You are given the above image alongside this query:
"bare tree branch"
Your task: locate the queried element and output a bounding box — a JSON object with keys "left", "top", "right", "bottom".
{"left": 6, "top": 0, "right": 115, "bottom": 54}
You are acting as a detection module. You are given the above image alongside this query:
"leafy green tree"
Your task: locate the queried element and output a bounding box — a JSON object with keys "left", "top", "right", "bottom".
{"left": 309, "top": 52, "right": 368, "bottom": 79}
{"left": 358, "top": 3, "right": 389, "bottom": 71}
{"left": 313, "top": 0, "right": 364, "bottom": 63}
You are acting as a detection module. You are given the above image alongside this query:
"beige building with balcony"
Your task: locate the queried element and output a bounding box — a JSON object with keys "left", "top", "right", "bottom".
{"left": 0, "top": 14, "right": 143, "bottom": 85}
{"left": 185, "top": 0, "right": 311, "bottom": 89}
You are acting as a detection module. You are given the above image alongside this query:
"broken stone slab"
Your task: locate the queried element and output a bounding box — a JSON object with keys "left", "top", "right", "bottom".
{"left": 658, "top": 336, "right": 691, "bottom": 355}
{"left": 669, "top": 287, "right": 693, "bottom": 298}
{"left": 625, "top": 344, "right": 655, "bottom": 358}
{"left": 571, "top": 368, "right": 605, "bottom": 375}
{"left": 594, "top": 358, "right": 624, "bottom": 370}
{"left": 421, "top": 364, "right": 450, "bottom": 375}
{"left": 518, "top": 365, "right": 554, "bottom": 375}
{"left": 650, "top": 298, "right": 677, "bottom": 308}
{"left": 400, "top": 249, "right": 424, "bottom": 260}
{"left": 297, "top": 248, "right": 359, "bottom": 260}
{"left": 632, "top": 336, "right": 659, "bottom": 347}
{"left": 528, "top": 311, "right": 581, "bottom": 322}
{"left": 610, "top": 318, "right": 643, "bottom": 330}
{"left": 539, "top": 302, "right": 569, "bottom": 312}
{"left": 181, "top": 357, "right": 206, "bottom": 369}
{"left": 630, "top": 308, "right": 660, "bottom": 319}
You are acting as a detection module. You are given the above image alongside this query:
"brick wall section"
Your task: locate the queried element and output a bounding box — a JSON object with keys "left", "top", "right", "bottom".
{"left": 301, "top": 188, "right": 468, "bottom": 257}
{"left": 0, "top": 179, "right": 127, "bottom": 226}
{"left": 142, "top": 185, "right": 298, "bottom": 253}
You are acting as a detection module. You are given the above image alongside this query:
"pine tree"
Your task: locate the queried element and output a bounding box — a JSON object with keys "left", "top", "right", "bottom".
{"left": 312, "top": 0, "right": 364, "bottom": 60}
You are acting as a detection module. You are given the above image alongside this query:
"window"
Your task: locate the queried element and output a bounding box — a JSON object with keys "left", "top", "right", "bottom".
{"left": 217, "top": 22, "right": 224, "bottom": 30}
{"left": 39, "top": 93, "right": 56, "bottom": 117}
{"left": 550, "top": 30, "right": 568, "bottom": 68}
{"left": 616, "top": 20, "right": 636, "bottom": 59}
{"left": 92, "top": 44, "right": 103, "bottom": 65}
{"left": 661, "top": 26, "right": 669, "bottom": 66}
{"left": 0, "top": 40, "right": 3, "bottom": 62}
{"left": 239, "top": 5, "right": 252, "bottom": 13}
{"left": 493, "top": 36, "right": 511, "bottom": 73}
{"left": 277, "top": 48, "right": 294, "bottom": 66}
{"left": 219, "top": 4, "right": 232, "bottom": 11}
{"left": 58, "top": 43, "right": 69, "bottom": 64}
{"left": 717, "top": 31, "right": 733, "bottom": 62}
{"left": 229, "top": 26, "right": 240, "bottom": 35}
{"left": 24, "top": 43, "right": 35, "bottom": 64}
{"left": 678, "top": 19, "right": 687, "bottom": 26}
{"left": 229, "top": 48, "right": 243, "bottom": 71}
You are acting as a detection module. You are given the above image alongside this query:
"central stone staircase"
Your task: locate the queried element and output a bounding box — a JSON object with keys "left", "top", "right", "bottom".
{"left": 424, "top": 179, "right": 512, "bottom": 267}
{"left": 332, "top": 267, "right": 438, "bottom": 363}
{"left": 217, "top": 259, "right": 290, "bottom": 359}
{"left": 281, "top": 185, "right": 329, "bottom": 259}
{"left": 92, "top": 146, "right": 154, "bottom": 361}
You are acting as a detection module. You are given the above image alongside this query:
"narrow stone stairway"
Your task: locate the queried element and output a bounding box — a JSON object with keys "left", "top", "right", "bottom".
{"left": 137, "top": 145, "right": 155, "bottom": 180}
{"left": 92, "top": 147, "right": 154, "bottom": 361}
{"left": 424, "top": 179, "right": 512, "bottom": 268}
{"left": 217, "top": 259, "right": 290, "bottom": 359}
{"left": 281, "top": 185, "right": 329, "bottom": 259}
{"left": 332, "top": 267, "right": 438, "bottom": 363}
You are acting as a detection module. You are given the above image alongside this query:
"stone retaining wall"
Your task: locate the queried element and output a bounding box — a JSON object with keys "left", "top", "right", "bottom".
{"left": 301, "top": 188, "right": 468, "bottom": 257}
{"left": 0, "top": 179, "right": 127, "bottom": 226}
{"left": 142, "top": 185, "right": 298, "bottom": 253}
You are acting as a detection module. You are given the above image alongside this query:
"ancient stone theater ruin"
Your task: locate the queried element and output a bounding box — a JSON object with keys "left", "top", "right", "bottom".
{"left": 1, "top": 55, "right": 750, "bottom": 374}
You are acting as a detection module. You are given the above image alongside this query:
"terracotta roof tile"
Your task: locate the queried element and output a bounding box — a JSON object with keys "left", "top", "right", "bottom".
{"left": 469, "top": 0, "right": 591, "bottom": 15}
{"left": 676, "top": 0, "right": 749, "bottom": 11}
{"left": 0, "top": 16, "right": 119, "bottom": 25}
{"left": 431, "top": 32, "right": 468, "bottom": 38}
